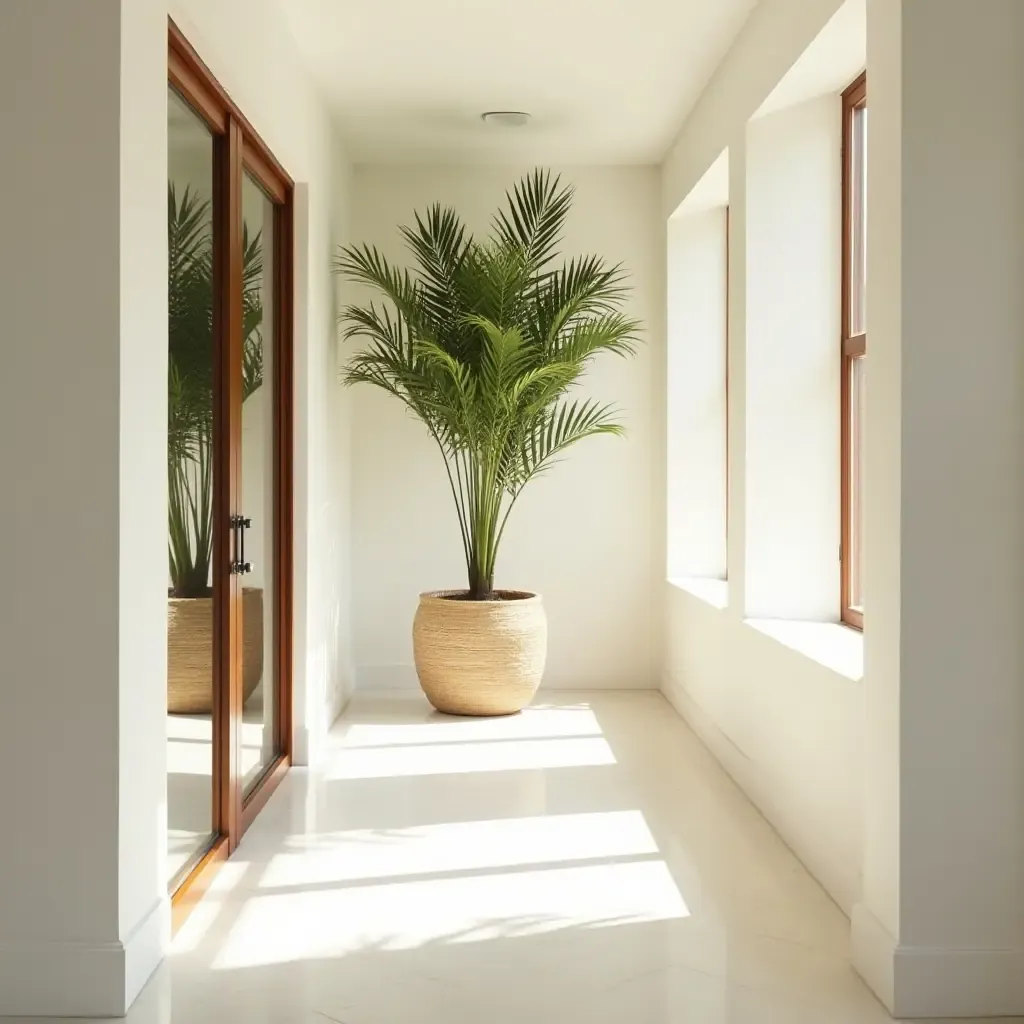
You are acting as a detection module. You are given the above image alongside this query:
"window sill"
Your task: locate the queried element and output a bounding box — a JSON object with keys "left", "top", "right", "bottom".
{"left": 744, "top": 618, "right": 863, "bottom": 681}
{"left": 668, "top": 577, "right": 729, "bottom": 610}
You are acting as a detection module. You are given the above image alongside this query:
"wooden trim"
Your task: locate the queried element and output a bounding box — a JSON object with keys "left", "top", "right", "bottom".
{"left": 274, "top": 195, "right": 295, "bottom": 763}
{"left": 841, "top": 71, "right": 867, "bottom": 631}
{"left": 241, "top": 755, "right": 292, "bottom": 833}
{"left": 274, "top": 195, "right": 294, "bottom": 765}
{"left": 724, "top": 204, "right": 730, "bottom": 559}
{"left": 168, "top": 48, "right": 226, "bottom": 134}
{"left": 843, "top": 71, "right": 867, "bottom": 110}
{"left": 843, "top": 333, "right": 867, "bottom": 358}
{"left": 236, "top": 183, "right": 293, "bottom": 814}
{"left": 225, "top": 117, "right": 247, "bottom": 842}
{"left": 211, "top": 115, "right": 235, "bottom": 849}
{"left": 169, "top": 20, "right": 293, "bottom": 189}
{"left": 238, "top": 184, "right": 293, "bottom": 813}
{"left": 171, "top": 837, "right": 230, "bottom": 935}
{"left": 243, "top": 143, "right": 288, "bottom": 205}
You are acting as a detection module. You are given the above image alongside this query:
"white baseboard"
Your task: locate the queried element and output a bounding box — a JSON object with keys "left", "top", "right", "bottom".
{"left": 294, "top": 671, "right": 356, "bottom": 767}
{"left": 0, "top": 897, "right": 168, "bottom": 1017}
{"left": 661, "top": 672, "right": 859, "bottom": 915}
{"left": 850, "top": 902, "right": 896, "bottom": 1012}
{"left": 896, "top": 945, "right": 1024, "bottom": 1018}
{"left": 123, "top": 897, "right": 169, "bottom": 1012}
{"left": 328, "top": 676, "right": 355, "bottom": 726}
{"left": 667, "top": 673, "right": 1024, "bottom": 1018}
{"left": 853, "top": 900, "right": 1024, "bottom": 1017}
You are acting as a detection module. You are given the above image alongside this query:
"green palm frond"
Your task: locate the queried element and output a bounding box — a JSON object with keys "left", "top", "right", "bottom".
{"left": 167, "top": 183, "right": 264, "bottom": 597}
{"left": 493, "top": 169, "right": 574, "bottom": 273}
{"left": 334, "top": 169, "right": 642, "bottom": 599}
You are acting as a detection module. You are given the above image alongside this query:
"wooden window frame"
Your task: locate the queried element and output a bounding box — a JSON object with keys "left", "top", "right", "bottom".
{"left": 725, "top": 204, "right": 731, "bottom": 565}
{"left": 841, "top": 72, "right": 866, "bottom": 631}
{"left": 168, "top": 19, "right": 294, "bottom": 932}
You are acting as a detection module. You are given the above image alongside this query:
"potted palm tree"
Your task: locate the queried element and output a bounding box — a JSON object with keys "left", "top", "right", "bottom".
{"left": 167, "top": 184, "right": 265, "bottom": 714}
{"left": 335, "top": 171, "right": 641, "bottom": 716}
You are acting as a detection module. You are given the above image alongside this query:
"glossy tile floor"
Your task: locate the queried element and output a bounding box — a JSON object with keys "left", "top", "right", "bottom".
{"left": 69, "top": 692, "right": 1023, "bottom": 1022}
{"left": 167, "top": 696, "right": 277, "bottom": 882}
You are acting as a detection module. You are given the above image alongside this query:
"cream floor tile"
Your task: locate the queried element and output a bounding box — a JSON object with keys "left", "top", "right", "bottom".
{"left": 32, "top": 690, "right": 1024, "bottom": 1024}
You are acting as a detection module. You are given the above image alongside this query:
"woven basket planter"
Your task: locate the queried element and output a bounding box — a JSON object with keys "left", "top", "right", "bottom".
{"left": 167, "top": 588, "right": 264, "bottom": 715}
{"left": 412, "top": 590, "right": 547, "bottom": 716}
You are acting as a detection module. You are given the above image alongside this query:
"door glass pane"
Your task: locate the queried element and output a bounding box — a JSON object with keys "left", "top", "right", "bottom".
{"left": 166, "top": 86, "right": 216, "bottom": 884}
{"left": 241, "top": 171, "right": 278, "bottom": 795}
{"left": 850, "top": 104, "right": 868, "bottom": 336}
{"left": 850, "top": 355, "right": 866, "bottom": 613}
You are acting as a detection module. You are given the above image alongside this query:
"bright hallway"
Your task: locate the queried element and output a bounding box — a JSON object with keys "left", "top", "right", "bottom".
{"left": 142, "top": 692, "right": 889, "bottom": 1023}
{"left": 5, "top": 0, "right": 1024, "bottom": 1019}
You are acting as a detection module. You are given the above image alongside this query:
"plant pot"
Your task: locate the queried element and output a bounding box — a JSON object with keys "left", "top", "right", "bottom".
{"left": 167, "top": 588, "right": 264, "bottom": 715}
{"left": 412, "top": 590, "right": 547, "bottom": 716}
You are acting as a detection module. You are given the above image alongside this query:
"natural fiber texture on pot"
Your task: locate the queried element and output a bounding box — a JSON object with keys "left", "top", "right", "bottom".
{"left": 167, "top": 588, "right": 264, "bottom": 715}
{"left": 412, "top": 590, "right": 547, "bottom": 716}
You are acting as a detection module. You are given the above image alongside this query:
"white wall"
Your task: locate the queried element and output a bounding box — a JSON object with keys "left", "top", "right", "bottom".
{"left": 119, "top": 0, "right": 175, "bottom": 997}
{"left": 0, "top": 0, "right": 353, "bottom": 1014}
{"left": 0, "top": 0, "right": 168, "bottom": 1015}
{"left": 660, "top": 0, "right": 862, "bottom": 919}
{"left": 662, "top": 0, "right": 860, "bottom": 220}
{"left": 666, "top": 204, "right": 728, "bottom": 581}
{"left": 852, "top": 0, "right": 1024, "bottom": 1015}
{"left": 665, "top": 588, "right": 863, "bottom": 910}
{"left": 662, "top": 0, "right": 1024, "bottom": 1015}
{"left": 745, "top": 95, "right": 841, "bottom": 620}
{"left": 349, "top": 165, "right": 663, "bottom": 691}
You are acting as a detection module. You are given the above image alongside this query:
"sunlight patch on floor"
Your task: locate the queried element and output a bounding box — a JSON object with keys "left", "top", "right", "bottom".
{"left": 212, "top": 858, "right": 690, "bottom": 969}
{"left": 258, "top": 810, "right": 659, "bottom": 888}
{"left": 172, "top": 860, "right": 252, "bottom": 954}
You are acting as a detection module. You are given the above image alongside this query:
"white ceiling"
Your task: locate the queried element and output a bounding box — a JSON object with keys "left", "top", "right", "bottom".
{"left": 279, "top": 0, "right": 760, "bottom": 164}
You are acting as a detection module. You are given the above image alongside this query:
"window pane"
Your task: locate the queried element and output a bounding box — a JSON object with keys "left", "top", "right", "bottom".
{"left": 241, "top": 171, "right": 279, "bottom": 797}
{"left": 166, "top": 86, "right": 216, "bottom": 885}
{"left": 850, "top": 104, "right": 867, "bottom": 335}
{"left": 850, "top": 356, "right": 866, "bottom": 613}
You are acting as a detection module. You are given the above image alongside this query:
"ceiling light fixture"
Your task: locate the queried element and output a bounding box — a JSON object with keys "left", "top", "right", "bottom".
{"left": 481, "top": 111, "right": 531, "bottom": 128}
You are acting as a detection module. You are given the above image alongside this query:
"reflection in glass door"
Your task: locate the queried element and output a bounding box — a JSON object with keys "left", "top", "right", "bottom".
{"left": 239, "top": 172, "right": 279, "bottom": 796}
{"left": 167, "top": 21, "right": 294, "bottom": 919}
{"left": 166, "top": 85, "right": 217, "bottom": 885}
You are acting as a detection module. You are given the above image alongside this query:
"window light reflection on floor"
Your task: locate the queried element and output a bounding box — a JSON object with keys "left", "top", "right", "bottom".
{"left": 212, "top": 858, "right": 689, "bottom": 970}
{"left": 173, "top": 860, "right": 252, "bottom": 954}
{"left": 325, "top": 735, "right": 617, "bottom": 780}
{"left": 167, "top": 738, "right": 266, "bottom": 777}
{"left": 167, "top": 714, "right": 214, "bottom": 742}
{"left": 167, "top": 738, "right": 216, "bottom": 776}
{"left": 340, "top": 706, "right": 603, "bottom": 748}
{"left": 168, "top": 714, "right": 266, "bottom": 747}
{"left": 167, "top": 714, "right": 267, "bottom": 777}
{"left": 258, "top": 810, "right": 659, "bottom": 888}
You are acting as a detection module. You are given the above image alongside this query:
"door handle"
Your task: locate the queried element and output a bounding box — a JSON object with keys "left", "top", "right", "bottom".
{"left": 230, "top": 515, "right": 253, "bottom": 575}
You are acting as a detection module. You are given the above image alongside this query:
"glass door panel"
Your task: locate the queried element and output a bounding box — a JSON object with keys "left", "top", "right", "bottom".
{"left": 168, "top": 27, "right": 294, "bottom": 924}
{"left": 166, "top": 85, "right": 217, "bottom": 885}
{"left": 240, "top": 170, "right": 279, "bottom": 796}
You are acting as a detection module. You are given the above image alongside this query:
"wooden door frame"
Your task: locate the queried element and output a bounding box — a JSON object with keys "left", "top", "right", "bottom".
{"left": 168, "top": 20, "right": 294, "bottom": 932}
